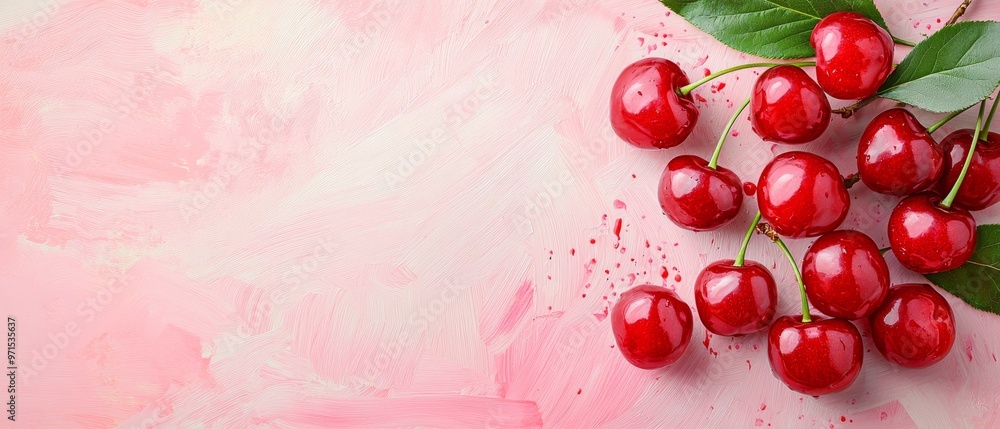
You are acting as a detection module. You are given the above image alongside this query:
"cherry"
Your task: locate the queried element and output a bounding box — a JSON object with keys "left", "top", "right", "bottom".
{"left": 610, "top": 58, "right": 698, "bottom": 149}
{"left": 751, "top": 65, "right": 831, "bottom": 144}
{"left": 936, "top": 129, "right": 1000, "bottom": 211}
{"left": 694, "top": 259, "right": 777, "bottom": 336}
{"left": 611, "top": 284, "right": 693, "bottom": 369}
{"left": 869, "top": 283, "right": 955, "bottom": 368}
{"left": 802, "top": 230, "right": 890, "bottom": 319}
{"left": 694, "top": 212, "right": 778, "bottom": 335}
{"left": 757, "top": 152, "right": 850, "bottom": 238}
{"left": 810, "top": 12, "right": 893, "bottom": 100}
{"left": 887, "top": 193, "right": 976, "bottom": 274}
{"left": 659, "top": 156, "right": 743, "bottom": 231}
{"left": 658, "top": 98, "right": 751, "bottom": 231}
{"left": 767, "top": 315, "right": 863, "bottom": 396}
{"left": 857, "top": 108, "right": 945, "bottom": 195}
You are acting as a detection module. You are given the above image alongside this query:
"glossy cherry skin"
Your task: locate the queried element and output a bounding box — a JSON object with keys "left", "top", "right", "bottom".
{"left": 858, "top": 109, "right": 945, "bottom": 195}
{"left": 870, "top": 283, "right": 955, "bottom": 368}
{"left": 768, "top": 315, "right": 863, "bottom": 396}
{"left": 802, "top": 230, "right": 890, "bottom": 319}
{"left": 694, "top": 260, "right": 777, "bottom": 336}
{"left": 936, "top": 129, "right": 1000, "bottom": 211}
{"left": 888, "top": 193, "right": 976, "bottom": 274}
{"left": 751, "top": 65, "right": 831, "bottom": 144}
{"left": 610, "top": 58, "right": 698, "bottom": 149}
{"left": 757, "top": 152, "right": 850, "bottom": 238}
{"left": 810, "top": 12, "right": 893, "bottom": 100}
{"left": 611, "top": 284, "right": 693, "bottom": 369}
{"left": 658, "top": 155, "right": 744, "bottom": 231}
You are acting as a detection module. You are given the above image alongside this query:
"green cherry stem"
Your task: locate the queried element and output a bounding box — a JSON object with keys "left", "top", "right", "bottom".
{"left": 980, "top": 96, "right": 1000, "bottom": 139}
{"left": 757, "top": 223, "right": 811, "bottom": 322}
{"left": 941, "top": 100, "right": 987, "bottom": 208}
{"left": 893, "top": 37, "right": 917, "bottom": 47}
{"left": 733, "top": 211, "right": 762, "bottom": 267}
{"left": 926, "top": 107, "right": 971, "bottom": 134}
{"left": 678, "top": 62, "right": 816, "bottom": 96}
{"left": 708, "top": 97, "right": 751, "bottom": 169}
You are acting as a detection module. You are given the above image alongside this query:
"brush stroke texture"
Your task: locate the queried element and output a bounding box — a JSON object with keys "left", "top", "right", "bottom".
{"left": 1, "top": 0, "right": 999, "bottom": 427}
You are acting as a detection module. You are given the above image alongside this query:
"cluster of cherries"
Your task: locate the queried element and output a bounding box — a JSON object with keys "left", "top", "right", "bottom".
{"left": 607, "top": 12, "right": 997, "bottom": 396}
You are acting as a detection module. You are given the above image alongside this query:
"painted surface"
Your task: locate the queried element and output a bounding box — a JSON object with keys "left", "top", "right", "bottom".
{"left": 1, "top": 0, "right": 998, "bottom": 427}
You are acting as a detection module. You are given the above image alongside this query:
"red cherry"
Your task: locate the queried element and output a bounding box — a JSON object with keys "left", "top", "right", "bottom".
{"left": 802, "top": 230, "right": 890, "bottom": 319}
{"left": 751, "top": 65, "right": 831, "bottom": 144}
{"left": 768, "top": 316, "right": 863, "bottom": 396}
{"left": 870, "top": 283, "right": 956, "bottom": 368}
{"left": 757, "top": 152, "right": 850, "bottom": 238}
{"left": 611, "top": 284, "right": 693, "bottom": 369}
{"left": 610, "top": 58, "right": 698, "bottom": 149}
{"left": 936, "top": 129, "right": 1000, "bottom": 211}
{"left": 810, "top": 12, "right": 893, "bottom": 100}
{"left": 694, "top": 260, "right": 777, "bottom": 336}
{"left": 888, "top": 193, "right": 976, "bottom": 274}
{"left": 658, "top": 155, "right": 744, "bottom": 231}
{"left": 858, "top": 108, "right": 945, "bottom": 195}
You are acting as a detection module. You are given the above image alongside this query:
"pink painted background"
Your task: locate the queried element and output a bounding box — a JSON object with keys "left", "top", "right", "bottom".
{"left": 2, "top": 0, "right": 1000, "bottom": 427}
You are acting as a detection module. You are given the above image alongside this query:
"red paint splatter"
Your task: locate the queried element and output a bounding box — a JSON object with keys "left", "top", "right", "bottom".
{"left": 631, "top": 173, "right": 637, "bottom": 178}
{"left": 880, "top": 412, "right": 888, "bottom": 421}
{"left": 570, "top": 248, "right": 575, "bottom": 255}
{"left": 577, "top": 389, "right": 582, "bottom": 394}
{"left": 703, "top": 68, "right": 711, "bottom": 76}
{"left": 614, "top": 218, "right": 623, "bottom": 240}
{"left": 703, "top": 332, "right": 711, "bottom": 349}
{"left": 732, "top": 130, "right": 739, "bottom": 137}
{"left": 589, "top": 238, "right": 596, "bottom": 244}
{"left": 661, "top": 266, "right": 669, "bottom": 279}
{"left": 841, "top": 416, "right": 847, "bottom": 422}
{"left": 674, "top": 274, "right": 682, "bottom": 282}
{"left": 695, "top": 94, "right": 708, "bottom": 103}
{"left": 613, "top": 199, "right": 627, "bottom": 209}
{"left": 748, "top": 360, "right": 752, "bottom": 371}
{"left": 744, "top": 182, "right": 757, "bottom": 196}
{"left": 755, "top": 418, "right": 764, "bottom": 427}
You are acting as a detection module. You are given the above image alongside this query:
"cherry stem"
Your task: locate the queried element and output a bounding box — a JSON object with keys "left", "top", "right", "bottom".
{"left": 926, "top": 107, "right": 970, "bottom": 134}
{"left": 843, "top": 173, "right": 861, "bottom": 189}
{"left": 946, "top": 0, "right": 973, "bottom": 26}
{"left": 734, "top": 211, "right": 762, "bottom": 267}
{"left": 980, "top": 96, "right": 999, "bottom": 139}
{"left": 708, "top": 97, "right": 751, "bottom": 169}
{"left": 678, "top": 62, "right": 816, "bottom": 96}
{"left": 832, "top": 96, "right": 877, "bottom": 119}
{"left": 893, "top": 37, "right": 917, "bottom": 47}
{"left": 941, "top": 100, "right": 987, "bottom": 208}
{"left": 756, "top": 223, "right": 811, "bottom": 322}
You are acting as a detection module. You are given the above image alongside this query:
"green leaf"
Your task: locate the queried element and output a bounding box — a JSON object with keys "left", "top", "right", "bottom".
{"left": 659, "top": 0, "right": 888, "bottom": 59}
{"left": 879, "top": 21, "right": 1000, "bottom": 113}
{"left": 925, "top": 224, "right": 1000, "bottom": 316}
